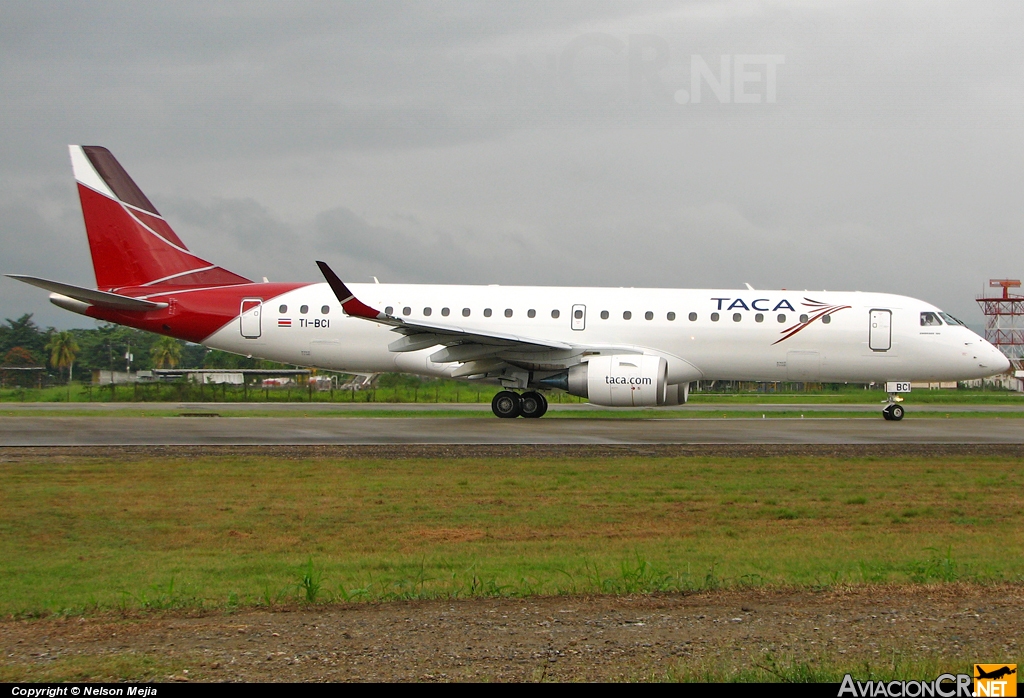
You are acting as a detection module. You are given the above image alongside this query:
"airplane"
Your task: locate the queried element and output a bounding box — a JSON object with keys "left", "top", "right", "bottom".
{"left": 975, "top": 666, "right": 1016, "bottom": 681}
{"left": 6, "top": 145, "right": 1011, "bottom": 420}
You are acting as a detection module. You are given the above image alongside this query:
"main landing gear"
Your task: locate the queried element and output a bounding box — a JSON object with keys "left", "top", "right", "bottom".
{"left": 492, "top": 390, "right": 549, "bottom": 419}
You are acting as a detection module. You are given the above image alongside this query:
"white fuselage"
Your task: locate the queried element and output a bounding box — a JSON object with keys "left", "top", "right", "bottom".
{"left": 206, "top": 283, "right": 1009, "bottom": 384}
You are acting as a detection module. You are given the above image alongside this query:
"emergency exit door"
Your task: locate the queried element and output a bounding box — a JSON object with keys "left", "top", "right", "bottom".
{"left": 869, "top": 309, "right": 891, "bottom": 351}
{"left": 240, "top": 299, "right": 262, "bottom": 339}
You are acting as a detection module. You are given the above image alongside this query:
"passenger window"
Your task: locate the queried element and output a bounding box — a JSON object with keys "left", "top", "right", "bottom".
{"left": 667, "top": 312, "right": 676, "bottom": 321}
{"left": 800, "top": 314, "right": 809, "bottom": 323}
{"left": 441, "top": 307, "right": 450, "bottom": 317}
{"left": 574, "top": 309, "right": 583, "bottom": 320}
{"left": 483, "top": 308, "right": 492, "bottom": 317}
{"left": 423, "top": 307, "right": 432, "bottom": 316}
{"left": 777, "top": 314, "right": 786, "bottom": 323}
{"left": 321, "top": 305, "right": 330, "bottom": 314}
{"left": 279, "top": 304, "right": 287, "bottom": 313}
{"left": 920, "top": 311, "right": 943, "bottom": 326}
{"left": 733, "top": 313, "right": 742, "bottom": 322}
{"left": 403, "top": 307, "right": 411, "bottom": 316}
{"left": 755, "top": 313, "right": 764, "bottom": 322}
{"left": 711, "top": 312, "right": 720, "bottom": 322}
{"left": 462, "top": 308, "right": 471, "bottom": 317}
{"left": 822, "top": 315, "right": 831, "bottom": 324}
{"left": 688, "top": 312, "right": 697, "bottom": 321}
{"left": 623, "top": 311, "right": 632, "bottom": 320}
{"left": 300, "top": 305, "right": 309, "bottom": 314}
{"left": 505, "top": 309, "right": 513, "bottom": 318}
{"left": 600, "top": 310, "right": 609, "bottom": 320}
{"left": 528, "top": 309, "right": 536, "bottom": 318}
{"left": 645, "top": 311, "right": 654, "bottom": 321}
{"left": 385, "top": 306, "right": 394, "bottom": 315}
{"left": 551, "top": 309, "right": 560, "bottom": 319}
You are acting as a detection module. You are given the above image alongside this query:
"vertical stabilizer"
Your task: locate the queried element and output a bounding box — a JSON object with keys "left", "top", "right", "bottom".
{"left": 70, "top": 145, "right": 250, "bottom": 290}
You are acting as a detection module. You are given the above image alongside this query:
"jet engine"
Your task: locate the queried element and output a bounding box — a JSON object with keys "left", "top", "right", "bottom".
{"left": 556, "top": 355, "right": 670, "bottom": 407}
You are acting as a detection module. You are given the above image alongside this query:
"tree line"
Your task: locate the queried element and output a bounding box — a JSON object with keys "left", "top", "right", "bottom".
{"left": 0, "top": 313, "right": 276, "bottom": 385}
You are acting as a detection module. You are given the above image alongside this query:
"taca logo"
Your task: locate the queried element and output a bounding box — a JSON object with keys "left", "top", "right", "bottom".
{"left": 711, "top": 297, "right": 796, "bottom": 312}
{"left": 605, "top": 376, "right": 653, "bottom": 386}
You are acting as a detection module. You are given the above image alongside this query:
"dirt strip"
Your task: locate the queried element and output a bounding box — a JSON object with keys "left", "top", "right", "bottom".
{"left": 2, "top": 585, "right": 1020, "bottom": 682}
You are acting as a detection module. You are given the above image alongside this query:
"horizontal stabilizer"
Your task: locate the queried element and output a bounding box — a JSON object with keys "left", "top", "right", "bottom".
{"left": 6, "top": 275, "right": 168, "bottom": 312}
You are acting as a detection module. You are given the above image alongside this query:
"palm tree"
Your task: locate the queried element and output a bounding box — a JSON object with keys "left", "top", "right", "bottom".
{"left": 45, "top": 331, "right": 78, "bottom": 400}
{"left": 45, "top": 331, "right": 79, "bottom": 383}
{"left": 151, "top": 336, "right": 182, "bottom": 369}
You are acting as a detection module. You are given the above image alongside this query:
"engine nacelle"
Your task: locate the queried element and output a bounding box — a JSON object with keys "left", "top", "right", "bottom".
{"left": 662, "top": 381, "right": 689, "bottom": 406}
{"left": 565, "top": 355, "right": 669, "bottom": 407}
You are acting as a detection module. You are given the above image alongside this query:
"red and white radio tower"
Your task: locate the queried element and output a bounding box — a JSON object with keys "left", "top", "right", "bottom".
{"left": 976, "top": 279, "right": 1024, "bottom": 370}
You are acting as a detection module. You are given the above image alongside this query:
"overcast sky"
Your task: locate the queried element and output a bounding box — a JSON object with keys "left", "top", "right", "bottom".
{"left": 2, "top": 1, "right": 1022, "bottom": 330}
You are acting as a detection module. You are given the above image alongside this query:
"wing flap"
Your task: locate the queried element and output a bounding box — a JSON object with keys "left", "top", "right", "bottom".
{"left": 388, "top": 334, "right": 448, "bottom": 353}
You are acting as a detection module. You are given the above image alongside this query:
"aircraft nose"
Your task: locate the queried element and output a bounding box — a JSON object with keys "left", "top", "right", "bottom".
{"left": 992, "top": 347, "right": 1012, "bottom": 374}
{"left": 976, "top": 340, "right": 1012, "bottom": 374}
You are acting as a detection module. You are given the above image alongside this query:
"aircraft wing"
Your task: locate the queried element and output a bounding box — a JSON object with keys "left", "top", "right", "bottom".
{"left": 7, "top": 275, "right": 169, "bottom": 312}
{"left": 317, "top": 261, "right": 630, "bottom": 375}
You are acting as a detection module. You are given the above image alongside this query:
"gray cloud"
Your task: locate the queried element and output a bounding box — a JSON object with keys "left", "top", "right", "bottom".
{"left": 2, "top": 1, "right": 1022, "bottom": 332}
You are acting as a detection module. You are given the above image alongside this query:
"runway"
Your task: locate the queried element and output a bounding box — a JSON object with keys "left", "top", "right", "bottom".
{"left": 4, "top": 401, "right": 1024, "bottom": 413}
{"left": 2, "top": 415, "right": 1023, "bottom": 445}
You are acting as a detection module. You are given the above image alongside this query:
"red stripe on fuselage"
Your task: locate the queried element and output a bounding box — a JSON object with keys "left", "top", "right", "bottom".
{"left": 84, "top": 282, "right": 310, "bottom": 343}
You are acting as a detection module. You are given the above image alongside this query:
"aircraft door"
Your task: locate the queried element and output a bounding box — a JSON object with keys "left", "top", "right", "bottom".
{"left": 571, "top": 304, "right": 586, "bottom": 331}
{"left": 240, "top": 299, "right": 262, "bottom": 339}
{"left": 869, "top": 309, "right": 891, "bottom": 351}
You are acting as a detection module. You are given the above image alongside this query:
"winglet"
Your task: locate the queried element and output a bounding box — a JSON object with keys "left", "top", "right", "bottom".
{"left": 316, "top": 261, "right": 385, "bottom": 320}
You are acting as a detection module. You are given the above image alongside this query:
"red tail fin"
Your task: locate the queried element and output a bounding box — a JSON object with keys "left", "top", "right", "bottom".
{"left": 70, "top": 145, "right": 251, "bottom": 290}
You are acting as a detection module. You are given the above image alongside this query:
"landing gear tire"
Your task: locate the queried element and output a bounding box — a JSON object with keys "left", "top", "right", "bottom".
{"left": 882, "top": 404, "right": 905, "bottom": 421}
{"left": 520, "top": 391, "right": 548, "bottom": 419}
{"left": 492, "top": 390, "right": 522, "bottom": 419}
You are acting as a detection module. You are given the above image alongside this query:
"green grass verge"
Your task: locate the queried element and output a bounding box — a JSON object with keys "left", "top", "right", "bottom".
{"left": 4, "top": 382, "right": 1024, "bottom": 405}
{"left": 2, "top": 453, "right": 1022, "bottom": 616}
{"left": 0, "top": 379, "right": 511, "bottom": 405}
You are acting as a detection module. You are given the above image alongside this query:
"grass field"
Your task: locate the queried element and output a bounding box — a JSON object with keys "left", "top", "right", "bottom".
{"left": 1, "top": 452, "right": 1022, "bottom": 616}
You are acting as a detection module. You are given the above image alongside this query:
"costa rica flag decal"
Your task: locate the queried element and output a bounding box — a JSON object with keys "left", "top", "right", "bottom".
{"left": 278, "top": 318, "right": 292, "bottom": 328}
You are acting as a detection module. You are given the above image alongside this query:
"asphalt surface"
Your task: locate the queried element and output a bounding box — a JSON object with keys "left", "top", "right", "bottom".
{"left": 3, "top": 401, "right": 1024, "bottom": 412}
{"left": 2, "top": 415, "right": 1023, "bottom": 445}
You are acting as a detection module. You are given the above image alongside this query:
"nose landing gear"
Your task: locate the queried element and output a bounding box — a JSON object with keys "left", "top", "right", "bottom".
{"left": 882, "top": 402, "right": 905, "bottom": 421}
{"left": 882, "top": 391, "right": 905, "bottom": 421}
{"left": 881, "top": 382, "right": 910, "bottom": 421}
{"left": 491, "top": 390, "right": 549, "bottom": 418}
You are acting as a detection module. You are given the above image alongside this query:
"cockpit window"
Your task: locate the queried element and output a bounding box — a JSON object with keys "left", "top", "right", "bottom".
{"left": 939, "top": 312, "right": 965, "bottom": 326}
{"left": 920, "top": 311, "right": 943, "bottom": 326}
